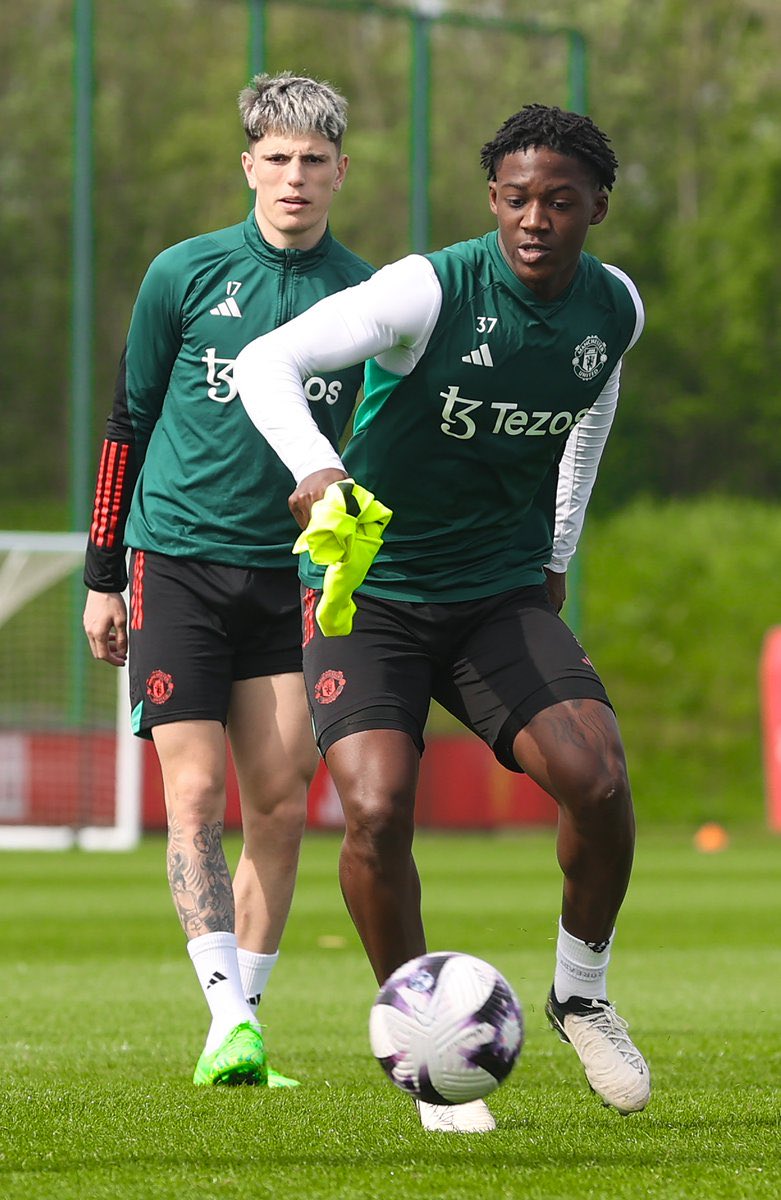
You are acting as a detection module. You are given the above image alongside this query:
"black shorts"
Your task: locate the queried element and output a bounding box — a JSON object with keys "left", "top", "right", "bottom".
{"left": 302, "top": 584, "right": 611, "bottom": 773}
{"left": 128, "top": 550, "right": 302, "bottom": 739}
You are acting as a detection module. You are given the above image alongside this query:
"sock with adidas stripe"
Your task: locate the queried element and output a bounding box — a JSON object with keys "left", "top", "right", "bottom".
{"left": 187, "top": 931, "right": 257, "bottom": 1053}
{"left": 237, "top": 948, "right": 279, "bottom": 1017}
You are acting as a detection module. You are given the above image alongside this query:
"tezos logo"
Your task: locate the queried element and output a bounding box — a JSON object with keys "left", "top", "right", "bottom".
{"left": 314, "top": 669, "right": 346, "bottom": 705}
{"left": 572, "top": 334, "right": 608, "bottom": 380}
{"left": 201, "top": 349, "right": 342, "bottom": 407}
{"left": 146, "top": 669, "right": 174, "bottom": 705}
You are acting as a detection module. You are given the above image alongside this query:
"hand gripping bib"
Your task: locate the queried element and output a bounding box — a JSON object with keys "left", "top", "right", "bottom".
{"left": 293, "top": 479, "right": 393, "bottom": 636}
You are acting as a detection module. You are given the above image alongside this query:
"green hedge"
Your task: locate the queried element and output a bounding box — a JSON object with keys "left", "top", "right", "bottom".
{"left": 581, "top": 497, "right": 778, "bottom": 826}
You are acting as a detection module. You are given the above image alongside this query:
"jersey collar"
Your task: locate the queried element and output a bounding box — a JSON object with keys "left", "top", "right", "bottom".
{"left": 486, "top": 229, "right": 583, "bottom": 307}
{"left": 243, "top": 210, "right": 333, "bottom": 269}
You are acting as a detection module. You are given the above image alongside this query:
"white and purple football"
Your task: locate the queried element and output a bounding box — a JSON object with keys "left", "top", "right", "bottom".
{"left": 369, "top": 951, "right": 523, "bottom": 1104}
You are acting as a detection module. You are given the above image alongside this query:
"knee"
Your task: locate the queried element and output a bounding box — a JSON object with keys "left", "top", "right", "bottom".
{"left": 326, "top": 731, "right": 419, "bottom": 862}
{"left": 165, "top": 764, "right": 225, "bottom": 829}
{"left": 239, "top": 740, "right": 318, "bottom": 817}
{"left": 242, "top": 785, "right": 308, "bottom": 845}
{"left": 343, "top": 784, "right": 416, "bottom": 862}
{"left": 562, "top": 761, "right": 632, "bottom": 825}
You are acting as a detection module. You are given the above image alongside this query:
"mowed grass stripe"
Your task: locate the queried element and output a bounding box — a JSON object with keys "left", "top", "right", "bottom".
{"left": 0, "top": 830, "right": 779, "bottom": 1199}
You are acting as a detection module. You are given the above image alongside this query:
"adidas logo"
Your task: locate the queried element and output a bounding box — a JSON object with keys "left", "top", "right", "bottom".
{"left": 206, "top": 970, "right": 227, "bottom": 989}
{"left": 210, "top": 297, "right": 242, "bottom": 318}
{"left": 210, "top": 280, "right": 243, "bottom": 318}
{"left": 461, "top": 343, "right": 494, "bottom": 367}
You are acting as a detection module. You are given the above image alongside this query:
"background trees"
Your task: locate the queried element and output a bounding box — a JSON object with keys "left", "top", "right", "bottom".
{"left": 1, "top": 0, "right": 779, "bottom": 518}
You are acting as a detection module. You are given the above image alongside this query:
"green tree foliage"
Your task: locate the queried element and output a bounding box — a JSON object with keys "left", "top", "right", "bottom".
{"left": 573, "top": 0, "right": 781, "bottom": 508}
{"left": 1, "top": 0, "right": 780, "bottom": 515}
{"left": 0, "top": 3, "right": 73, "bottom": 504}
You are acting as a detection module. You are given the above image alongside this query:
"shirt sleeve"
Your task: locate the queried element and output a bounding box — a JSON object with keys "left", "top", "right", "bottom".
{"left": 235, "top": 255, "right": 442, "bottom": 483}
{"left": 547, "top": 364, "right": 620, "bottom": 574}
{"left": 547, "top": 267, "right": 644, "bottom": 573}
{"left": 83, "top": 253, "right": 182, "bottom": 592}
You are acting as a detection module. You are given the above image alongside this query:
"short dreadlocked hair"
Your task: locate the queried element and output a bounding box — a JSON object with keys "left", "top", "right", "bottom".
{"left": 480, "top": 104, "right": 618, "bottom": 191}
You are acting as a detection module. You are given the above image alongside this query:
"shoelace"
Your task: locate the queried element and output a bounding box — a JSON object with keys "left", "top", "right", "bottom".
{"left": 578, "top": 1001, "right": 646, "bottom": 1070}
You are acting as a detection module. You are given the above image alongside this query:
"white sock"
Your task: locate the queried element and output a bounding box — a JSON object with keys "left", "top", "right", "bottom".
{"left": 187, "top": 931, "right": 257, "bottom": 1053}
{"left": 554, "top": 918, "right": 614, "bottom": 1003}
{"left": 237, "top": 948, "right": 279, "bottom": 1016}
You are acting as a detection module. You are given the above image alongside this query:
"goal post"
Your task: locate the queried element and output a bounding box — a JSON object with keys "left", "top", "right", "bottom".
{"left": 0, "top": 531, "right": 141, "bottom": 850}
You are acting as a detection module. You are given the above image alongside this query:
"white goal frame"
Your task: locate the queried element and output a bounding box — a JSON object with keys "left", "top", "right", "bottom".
{"left": 0, "top": 531, "right": 141, "bottom": 850}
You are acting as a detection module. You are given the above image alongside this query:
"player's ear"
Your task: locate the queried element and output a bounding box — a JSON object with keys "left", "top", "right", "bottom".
{"left": 333, "top": 154, "right": 349, "bottom": 192}
{"left": 241, "top": 150, "right": 257, "bottom": 191}
{"left": 488, "top": 181, "right": 499, "bottom": 216}
{"left": 590, "top": 190, "right": 609, "bottom": 226}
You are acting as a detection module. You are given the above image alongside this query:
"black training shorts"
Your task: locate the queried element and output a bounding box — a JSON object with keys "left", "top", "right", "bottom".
{"left": 128, "top": 550, "right": 302, "bottom": 739}
{"left": 302, "top": 583, "right": 611, "bottom": 773}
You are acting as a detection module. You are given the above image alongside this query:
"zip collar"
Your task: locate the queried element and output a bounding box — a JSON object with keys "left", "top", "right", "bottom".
{"left": 243, "top": 210, "right": 333, "bottom": 270}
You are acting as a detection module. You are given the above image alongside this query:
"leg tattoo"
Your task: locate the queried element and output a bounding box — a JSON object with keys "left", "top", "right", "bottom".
{"left": 167, "top": 813, "right": 234, "bottom": 937}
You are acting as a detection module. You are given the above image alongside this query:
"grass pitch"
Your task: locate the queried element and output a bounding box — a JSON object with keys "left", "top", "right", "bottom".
{"left": 1, "top": 828, "right": 779, "bottom": 1199}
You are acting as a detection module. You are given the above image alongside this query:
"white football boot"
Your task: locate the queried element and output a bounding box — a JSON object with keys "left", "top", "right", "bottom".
{"left": 415, "top": 1098, "right": 496, "bottom": 1133}
{"left": 546, "top": 988, "right": 650, "bottom": 1114}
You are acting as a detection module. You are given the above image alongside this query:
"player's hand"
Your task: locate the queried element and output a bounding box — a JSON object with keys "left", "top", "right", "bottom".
{"left": 289, "top": 467, "right": 349, "bottom": 529}
{"left": 544, "top": 568, "right": 566, "bottom": 614}
{"left": 83, "top": 590, "right": 128, "bottom": 666}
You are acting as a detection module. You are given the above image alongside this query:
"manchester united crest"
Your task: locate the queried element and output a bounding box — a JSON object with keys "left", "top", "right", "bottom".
{"left": 314, "top": 669, "right": 346, "bottom": 705}
{"left": 146, "top": 669, "right": 174, "bottom": 705}
{"left": 572, "top": 334, "right": 608, "bottom": 380}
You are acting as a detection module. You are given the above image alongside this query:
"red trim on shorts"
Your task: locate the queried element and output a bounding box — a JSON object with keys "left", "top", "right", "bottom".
{"left": 89, "top": 440, "right": 129, "bottom": 549}
{"left": 130, "top": 550, "right": 145, "bottom": 630}
{"left": 302, "top": 587, "right": 317, "bottom": 648}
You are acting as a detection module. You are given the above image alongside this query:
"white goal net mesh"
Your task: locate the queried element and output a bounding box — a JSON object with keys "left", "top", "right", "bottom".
{"left": 0, "top": 532, "right": 140, "bottom": 849}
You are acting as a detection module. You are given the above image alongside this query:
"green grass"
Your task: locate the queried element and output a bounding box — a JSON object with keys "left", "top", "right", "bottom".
{"left": 1, "top": 830, "right": 779, "bottom": 1199}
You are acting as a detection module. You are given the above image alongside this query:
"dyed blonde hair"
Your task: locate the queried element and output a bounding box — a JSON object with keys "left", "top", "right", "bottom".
{"left": 238, "top": 71, "right": 348, "bottom": 150}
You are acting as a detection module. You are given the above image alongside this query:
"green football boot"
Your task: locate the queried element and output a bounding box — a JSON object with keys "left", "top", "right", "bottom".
{"left": 267, "top": 1065, "right": 301, "bottom": 1089}
{"left": 193, "top": 1021, "right": 268, "bottom": 1086}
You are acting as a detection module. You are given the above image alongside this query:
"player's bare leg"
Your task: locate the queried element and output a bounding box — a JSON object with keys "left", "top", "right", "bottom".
{"left": 513, "top": 698, "right": 634, "bottom": 942}
{"left": 154, "top": 720, "right": 235, "bottom": 937}
{"left": 230, "top": 673, "right": 316, "bottom": 954}
{"left": 228, "top": 674, "right": 315, "bottom": 1087}
{"left": 324, "top": 729, "right": 426, "bottom": 986}
{"left": 153, "top": 720, "right": 265, "bottom": 1085}
{"left": 328, "top": 728, "right": 494, "bottom": 1132}
{"left": 512, "top": 697, "right": 649, "bottom": 1113}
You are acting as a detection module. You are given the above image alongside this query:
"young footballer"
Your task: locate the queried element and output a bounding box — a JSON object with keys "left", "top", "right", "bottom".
{"left": 83, "top": 72, "right": 374, "bottom": 1087}
{"left": 235, "top": 103, "right": 650, "bottom": 1131}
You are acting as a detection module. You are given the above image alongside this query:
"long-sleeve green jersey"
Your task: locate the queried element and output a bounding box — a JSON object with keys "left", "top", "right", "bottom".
{"left": 84, "top": 211, "right": 374, "bottom": 591}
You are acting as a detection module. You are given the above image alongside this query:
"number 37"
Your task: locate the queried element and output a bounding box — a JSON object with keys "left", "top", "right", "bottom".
{"left": 476, "top": 316, "right": 497, "bottom": 333}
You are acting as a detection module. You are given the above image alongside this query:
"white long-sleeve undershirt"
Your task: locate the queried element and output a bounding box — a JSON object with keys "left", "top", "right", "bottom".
{"left": 234, "top": 255, "right": 442, "bottom": 480}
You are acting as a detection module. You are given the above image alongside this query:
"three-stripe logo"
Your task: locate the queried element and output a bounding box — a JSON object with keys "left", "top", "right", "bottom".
{"left": 210, "top": 280, "right": 243, "bottom": 318}
{"left": 461, "top": 343, "right": 494, "bottom": 367}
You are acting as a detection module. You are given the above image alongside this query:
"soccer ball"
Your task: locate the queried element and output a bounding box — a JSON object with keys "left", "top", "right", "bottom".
{"left": 369, "top": 951, "right": 523, "bottom": 1104}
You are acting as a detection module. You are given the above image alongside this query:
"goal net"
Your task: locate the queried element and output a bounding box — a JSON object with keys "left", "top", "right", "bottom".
{"left": 0, "top": 532, "right": 140, "bottom": 850}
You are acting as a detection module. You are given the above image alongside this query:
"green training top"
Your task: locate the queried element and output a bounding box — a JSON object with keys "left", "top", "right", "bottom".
{"left": 85, "top": 211, "right": 373, "bottom": 591}
{"left": 304, "top": 232, "right": 639, "bottom": 602}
